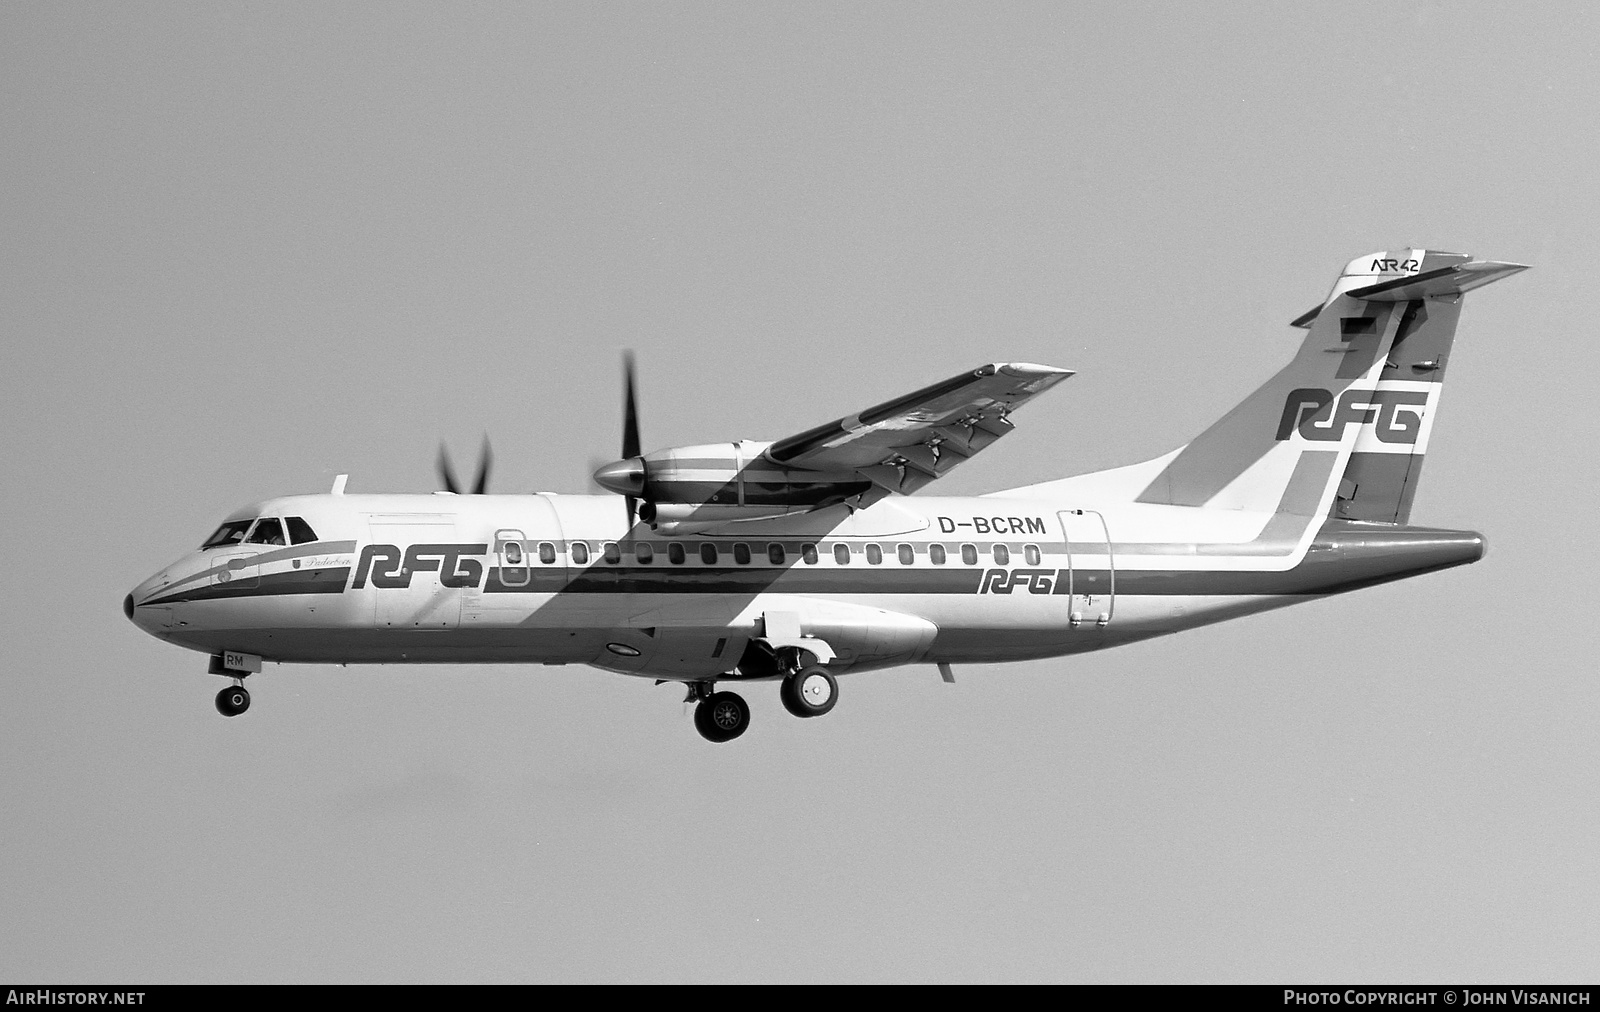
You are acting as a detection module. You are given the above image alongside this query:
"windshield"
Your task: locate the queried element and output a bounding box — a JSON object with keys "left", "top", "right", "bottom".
{"left": 201, "top": 520, "right": 254, "bottom": 549}
{"left": 246, "top": 518, "right": 286, "bottom": 545}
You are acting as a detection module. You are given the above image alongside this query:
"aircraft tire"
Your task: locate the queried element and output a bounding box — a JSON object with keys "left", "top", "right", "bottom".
{"left": 695, "top": 691, "right": 749, "bottom": 743}
{"left": 215, "top": 686, "right": 250, "bottom": 717}
{"left": 692, "top": 698, "right": 716, "bottom": 739}
{"left": 778, "top": 674, "right": 802, "bottom": 717}
{"left": 781, "top": 667, "right": 837, "bottom": 719}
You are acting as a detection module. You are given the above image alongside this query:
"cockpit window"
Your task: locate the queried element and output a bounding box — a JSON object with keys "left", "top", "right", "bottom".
{"left": 246, "top": 518, "right": 286, "bottom": 546}
{"left": 202, "top": 520, "right": 254, "bottom": 549}
{"left": 285, "top": 516, "right": 319, "bottom": 545}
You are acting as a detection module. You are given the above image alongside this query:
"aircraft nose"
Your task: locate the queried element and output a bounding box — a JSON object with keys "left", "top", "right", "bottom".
{"left": 593, "top": 457, "right": 646, "bottom": 496}
{"left": 125, "top": 575, "right": 167, "bottom": 631}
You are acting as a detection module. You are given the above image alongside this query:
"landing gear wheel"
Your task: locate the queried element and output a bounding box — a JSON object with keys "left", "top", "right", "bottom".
{"left": 215, "top": 685, "right": 251, "bottom": 717}
{"left": 780, "top": 666, "right": 838, "bottom": 719}
{"left": 694, "top": 691, "right": 750, "bottom": 743}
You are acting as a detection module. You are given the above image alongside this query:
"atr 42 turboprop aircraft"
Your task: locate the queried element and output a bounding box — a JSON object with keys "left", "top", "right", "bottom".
{"left": 127, "top": 250, "right": 1525, "bottom": 742}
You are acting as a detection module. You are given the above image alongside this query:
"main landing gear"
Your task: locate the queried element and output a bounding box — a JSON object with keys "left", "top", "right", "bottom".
{"left": 685, "top": 662, "right": 841, "bottom": 743}
{"left": 780, "top": 666, "right": 837, "bottom": 719}
{"left": 686, "top": 682, "right": 750, "bottom": 743}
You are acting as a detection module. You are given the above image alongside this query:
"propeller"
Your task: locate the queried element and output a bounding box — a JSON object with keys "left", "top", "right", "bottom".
{"left": 621, "top": 351, "right": 641, "bottom": 522}
{"left": 437, "top": 436, "right": 493, "bottom": 495}
{"left": 592, "top": 352, "right": 647, "bottom": 524}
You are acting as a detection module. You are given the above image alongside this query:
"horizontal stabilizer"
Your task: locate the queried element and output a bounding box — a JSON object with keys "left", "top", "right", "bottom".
{"left": 1346, "top": 259, "right": 1530, "bottom": 301}
{"left": 1292, "top": 251, "right": 1528, "bottom": 327}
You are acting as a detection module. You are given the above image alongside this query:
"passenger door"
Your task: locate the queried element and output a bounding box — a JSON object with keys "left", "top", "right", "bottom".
{"left": 1057, "top": 510, "right": 1115, "bottom": 627}
{"left": 494, "top": 529, "right": 531, "bottom": 588}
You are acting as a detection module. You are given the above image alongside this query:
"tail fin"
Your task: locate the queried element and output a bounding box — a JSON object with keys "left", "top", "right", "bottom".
{"left": 1133, "top": 249, "right": 1527, "bottom": 520}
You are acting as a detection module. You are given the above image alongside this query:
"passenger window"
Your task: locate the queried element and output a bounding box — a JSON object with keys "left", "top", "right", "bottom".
{"left": 603, "top": 542, "right": 621, "bottom": 564}
{"left": 734, "top": 543, "right": 751, "bottom": 565}
{"left": 961, "top": 544, "right": 978, "bottom": 566}
{"left": 802, "top": 543, "right": 819, "bottom": 565}
{"left": 929, "top": 544, "right": 947, "bottom": 565}
{"left": 505, "top": 542, "right": 524, "bottom": 565}
{"left": 768, "top": 543, "right": 786, "bottom": 565}
{"left": 634, "top": 543, "right": 654, "bottom": 564}
{"left": 897, "top": 544, "right": 914, "bottom": 565}
{"left": 202, "top": 519, "right": 254, "bottom": 549}
{"left": 669, "top": 543, "right": 686, "bottom": 565}
{"left": 538, "top": 542, "right": 557, "bottom": 564}
{"left": 246, "top": 518, "right": 286, "bottom": 546}
{"left": 699, "top": 543, "right": 717, "bottom": 565}
{"left": 866, "top": 544, "right": 883, "bottom": 565}
{"left": 833, "top": 544, "right": 851, "bottom": 565}
{"left": 993, "top": 544, "right": 1011, "bottom": 565}
{"left": 1024, "top": 544, "right": 1041, "bottom": 566}
{"left": 285, "top": 516, "right": 319, "bottom": 545}
{"left": 571, "top": 542, "right": 590, "bottom": 565}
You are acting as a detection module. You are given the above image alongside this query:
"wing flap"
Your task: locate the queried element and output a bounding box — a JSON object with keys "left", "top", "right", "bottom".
{"left": 765, "top": 363, "right": 1070, "bottom": 493}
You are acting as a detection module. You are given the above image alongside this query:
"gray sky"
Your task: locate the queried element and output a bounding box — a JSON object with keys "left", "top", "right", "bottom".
{"left": 3, "top": 2, "right": 1597, "bottom": 982}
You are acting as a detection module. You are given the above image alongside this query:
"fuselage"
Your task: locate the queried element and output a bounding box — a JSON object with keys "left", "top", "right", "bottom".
{"left": 127, "top": 488, "right": 1483, "bottom": 681}
{"left": 122, "top": 248, "right": 1522, "bottom": 742}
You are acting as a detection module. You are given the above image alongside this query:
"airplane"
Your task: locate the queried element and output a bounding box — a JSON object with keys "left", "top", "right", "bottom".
{"left": 125, "top": 249, "right": 1526, "bottom": 742}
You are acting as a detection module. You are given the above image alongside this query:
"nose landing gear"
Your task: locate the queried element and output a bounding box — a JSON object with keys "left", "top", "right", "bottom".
{"left": 207, "top": 652, "right": 261, "bottom": 717}
{"left": 215, "top": 683, "right": 251, "bottom": 717}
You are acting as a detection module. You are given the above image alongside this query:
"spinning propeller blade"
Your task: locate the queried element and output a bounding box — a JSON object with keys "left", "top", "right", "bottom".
{"left": 437, "top": 437, "right": 493, "bottom": 495}
{"left": 622, "top": 352, "right": 641, "bottom": 522}
{"left": 622, "top": 352, "right": 641, "bottom": 460}
{"left": 437, "top": 444, "right": 461, "bottom": 495}
{"left": 472, "top": 436, "right": 492, "bottom": 496}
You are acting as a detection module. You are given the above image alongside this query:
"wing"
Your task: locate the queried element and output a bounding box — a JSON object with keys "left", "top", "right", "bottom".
{"left": 763, "top": 362, "right": 1073, "bottom": 494}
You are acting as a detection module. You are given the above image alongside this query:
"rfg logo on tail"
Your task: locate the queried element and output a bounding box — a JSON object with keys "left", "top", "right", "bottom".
{"left": 1276, "top": 388, "right": 1427, "bottom": 444}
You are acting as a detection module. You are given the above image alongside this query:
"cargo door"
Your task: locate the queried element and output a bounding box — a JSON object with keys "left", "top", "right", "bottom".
{"left": 365, "top": 514, "right": 463, "bottom": 631}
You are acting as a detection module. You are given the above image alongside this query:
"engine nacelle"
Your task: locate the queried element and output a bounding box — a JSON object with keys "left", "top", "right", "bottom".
{"left": 594, "top": 441, "right": 872, "bottom": 518}
{"left": 638, "top": 501, "right": 814, "bottom": 535}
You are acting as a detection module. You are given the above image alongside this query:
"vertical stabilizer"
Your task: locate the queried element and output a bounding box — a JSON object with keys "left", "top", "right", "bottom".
{"left": 1320, "top": 255, "right": 1526, "bottom": 523}
{"left": 1134, "top": 250, "right": 1527, "bottom": 521}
